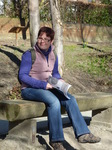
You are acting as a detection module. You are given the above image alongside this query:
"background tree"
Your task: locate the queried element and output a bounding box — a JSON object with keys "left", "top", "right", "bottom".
{"left": 49, "top": 0, "right": 64, "bottom": 75}
{"left": 3, "top": 0, "right": 29, "bottom": 39}
{"left": 15, "top": 0, "right": 28, "bottom": 40}
{"left": 28, "top": 0, "right": 40, "bottom": 47}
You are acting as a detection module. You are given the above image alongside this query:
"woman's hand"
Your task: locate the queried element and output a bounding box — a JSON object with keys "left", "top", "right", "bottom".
{"left": 46, "top": 83, "right": 53, "bottom": 89}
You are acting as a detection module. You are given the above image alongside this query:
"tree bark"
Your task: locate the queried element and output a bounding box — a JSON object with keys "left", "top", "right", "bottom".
{"left": 49, "top": 0, "right": 64, "bottom": 76}
{"left": 28, "top": 0, "right": 40, "bottom": 47}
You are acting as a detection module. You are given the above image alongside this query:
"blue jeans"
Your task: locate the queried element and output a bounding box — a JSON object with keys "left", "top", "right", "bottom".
{"left": 21, "top": 88, "right": 90, "bottom": 142}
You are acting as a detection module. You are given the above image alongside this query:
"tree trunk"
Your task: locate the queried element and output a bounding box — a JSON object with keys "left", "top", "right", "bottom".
{"left": 28, "top": 0, "right": 40, "bottom": 47}
{"left": 49, "top": 0, "right": 64, "bottom": 76}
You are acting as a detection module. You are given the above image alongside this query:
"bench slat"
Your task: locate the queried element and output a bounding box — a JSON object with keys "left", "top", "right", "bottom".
{"left": 75, "top": 92, "right": 112, "bottom": 111}
{"left": 0, "top": 92, "right": 112, "bottom": 121}
{"left": 0, "top": 100, "right": 46, "bottom": 121}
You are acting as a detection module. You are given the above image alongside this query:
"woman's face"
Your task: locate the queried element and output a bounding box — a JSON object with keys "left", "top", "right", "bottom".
{"left": 37, "top": 32, "right": 53, "bottom": 51}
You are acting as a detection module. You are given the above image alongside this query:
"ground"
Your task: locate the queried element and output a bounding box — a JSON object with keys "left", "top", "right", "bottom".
{"left": 0, "top": 116, "right": 112, "bottom": 150}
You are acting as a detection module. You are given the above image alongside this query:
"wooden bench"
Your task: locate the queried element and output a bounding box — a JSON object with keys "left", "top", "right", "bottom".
{"left": 0, "top": 92, "right": 112, "bottom": 144}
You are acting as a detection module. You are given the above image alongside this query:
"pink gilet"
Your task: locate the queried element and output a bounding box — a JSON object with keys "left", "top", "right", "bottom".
{"left": 29, "top": 46, "right": 56, "bottom": 81}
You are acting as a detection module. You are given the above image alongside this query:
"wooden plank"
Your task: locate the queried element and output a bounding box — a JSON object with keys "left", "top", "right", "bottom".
{"left": 74, "top": 92, "right": 112, "bottom": 111}
{"left": 0, "top": 92, "right": 112, "bottom": 121}
{"left": 0, "top": 100, "right": 46, "bottom": 121}
{"left": 9, "top": 26, "right": 25, "bottom": 33}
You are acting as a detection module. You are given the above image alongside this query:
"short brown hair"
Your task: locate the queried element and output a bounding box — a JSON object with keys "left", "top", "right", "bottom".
{"left": 38, "top": 26, "right": 55, "bottom": 41}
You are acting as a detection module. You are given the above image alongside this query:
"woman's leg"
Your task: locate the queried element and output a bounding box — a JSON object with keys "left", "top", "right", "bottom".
{"left": 50, "top": 90, "right": 90, "bottom": 138}
{"left": 57, "top": 92, "right": 100, "bottom": 143}
{"left": 61, "top": 93, "right": 90, "bottom": 138}
{"left": 21, "top": 88, "right": 64, "bottom": 142}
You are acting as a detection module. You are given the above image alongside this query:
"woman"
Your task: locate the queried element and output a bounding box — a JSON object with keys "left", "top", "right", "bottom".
{"left": 19, "top": 26, "right": 101, "bottom": 150}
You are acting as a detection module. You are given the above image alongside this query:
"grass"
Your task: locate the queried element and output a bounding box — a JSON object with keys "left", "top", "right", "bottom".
{"left": 63, "top": 44, "right": 112, "bottom": 78}
{"left": 86, "top": 56, "right": 112, "bottom": 77}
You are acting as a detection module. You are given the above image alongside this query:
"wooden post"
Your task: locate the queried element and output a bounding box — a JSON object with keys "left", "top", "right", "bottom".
{"left": 8, "top": 119, "right": 37, "bottom": 144}
{"left": 15, "top": 32, "right": 18, "bottom": 46}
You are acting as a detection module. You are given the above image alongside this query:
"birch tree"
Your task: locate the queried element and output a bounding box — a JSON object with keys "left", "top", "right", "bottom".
{"left": 49, "top": 0, "right": 64, "bottom": 76}
{"left": 28, "top": 0, "right": 40, "bottom": 47}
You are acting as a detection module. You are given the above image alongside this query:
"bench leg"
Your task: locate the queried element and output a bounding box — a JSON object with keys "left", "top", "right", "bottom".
{"left": 91, "top": 108, "right": 112, "bottom": 128}
{"left": 7, "top": 119, "right": 36, "bottom": 144}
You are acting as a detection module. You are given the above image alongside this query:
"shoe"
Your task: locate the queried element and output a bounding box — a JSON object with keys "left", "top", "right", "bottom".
{"left": 50, "top": 142, "right": 66, "bottom": 150}
{"left": 78, "top": 133, "right": 101, "bottom": 143}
